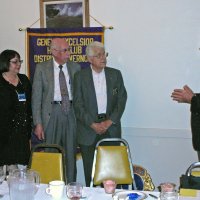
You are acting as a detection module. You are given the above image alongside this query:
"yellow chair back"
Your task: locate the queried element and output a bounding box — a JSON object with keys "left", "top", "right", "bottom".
{"left": 28, "top": 144, "right": 66, "bottom": 184}
{"left": 93, "top": 146, "right": 133, "bottom": 185}
{"left": 191, "top": 171, "right": 200, "bottom": 177}
{"left": 30, "top": 152, "right": 64, "bottom": 184}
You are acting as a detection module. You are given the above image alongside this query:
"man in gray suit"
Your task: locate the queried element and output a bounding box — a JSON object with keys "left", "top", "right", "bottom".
{"left": 32, "top": 38, "right": 80, "bottom": 183}
{"left": 73, "top": 41, "right": 127, "bottom": 186}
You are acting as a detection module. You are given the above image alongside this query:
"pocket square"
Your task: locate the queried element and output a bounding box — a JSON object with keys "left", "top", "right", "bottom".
{"left": 113, "top": 88, "right": 118, "bottom": 95}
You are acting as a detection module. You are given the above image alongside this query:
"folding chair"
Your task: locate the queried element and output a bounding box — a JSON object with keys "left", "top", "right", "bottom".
{"left": 179, "top": 161, "right": 200, "bottom": 190}
{"left": 186, "top": 162, "right": 200, "bottom": 177}
{"left": 90, "top": 138, "right": 137, "bottom": 189}
{"left": 28, "top": 144, "right": 66, "bottom": 184}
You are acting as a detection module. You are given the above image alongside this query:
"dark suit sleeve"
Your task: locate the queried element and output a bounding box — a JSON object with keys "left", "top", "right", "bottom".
{"left": 191, "top": 94, "right": 200, "bottom": 151}
{"left": 73, "top": 71, "right": 94, "bottom": 127}
{"left": 191, "top": 94, "right": 200, "bottom": 113}
{"left": 109, "top": 70, "right": 127, "bottom": 124}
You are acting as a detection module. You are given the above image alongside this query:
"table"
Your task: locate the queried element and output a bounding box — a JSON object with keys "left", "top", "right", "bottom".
{"left": 0, "top": 181, "right": 199, "bottom": 200}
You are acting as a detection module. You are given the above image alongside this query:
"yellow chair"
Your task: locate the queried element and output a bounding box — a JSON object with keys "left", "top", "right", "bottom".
{"left": 179, "top": 161, "right": 200, "bottom": 190}
{"left": 28, "top": 144, "right": 66, "bottom": 184}
{"left": 186, "top": 162, "right": 200, "bottom": 177}
{"left": 90, "top": 138, "right": 136, "bottom": 189}
{"left": 191, "top": 171, "right": 200, "bottom": 176}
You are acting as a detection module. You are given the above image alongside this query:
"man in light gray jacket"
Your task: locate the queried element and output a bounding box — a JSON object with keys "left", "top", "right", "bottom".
{"left": 32, "top": 38, "right": 80, "bottom": 183}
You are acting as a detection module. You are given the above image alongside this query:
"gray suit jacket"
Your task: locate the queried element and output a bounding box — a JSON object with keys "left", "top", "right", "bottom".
{"left": 32, "top": 59, "right": 81, "bottom": 131}
{"left": 73, "top": 66, "right": 127, "bottom": 145}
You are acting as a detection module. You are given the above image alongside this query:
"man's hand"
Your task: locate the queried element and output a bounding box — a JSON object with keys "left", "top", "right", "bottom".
{"left": 90, "top": 123, "right": 107, "bottom": 134}
{"left": 171, "top": 85, "right": 194, "bottom": 104}
{"left": 34, "top": 124, "right": 45, "bottom": 140}
{"left": 100, "top": 120, "right": 113, "bottom": 130}
{"left": 90, "top": 120, "right": 113, "bottom": 134}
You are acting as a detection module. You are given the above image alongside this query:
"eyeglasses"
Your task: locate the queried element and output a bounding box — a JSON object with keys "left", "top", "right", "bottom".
{"left": 92, "top": 52, "right": 108, "bottom": 59}
{"left": 10, "top": 60, "right": 23, "bottom": 64}
{"left": 53, "top": 48, "right": 71, "bottom": 53}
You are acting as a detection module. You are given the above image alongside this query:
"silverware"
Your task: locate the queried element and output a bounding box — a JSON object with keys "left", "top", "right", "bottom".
{"left": 149, "top": 194, "right": 158, "bottom": 199}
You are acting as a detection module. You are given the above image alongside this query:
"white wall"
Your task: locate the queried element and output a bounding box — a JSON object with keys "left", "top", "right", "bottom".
{"left": 1, "top": 0, "right": 200, "bottom": 189}
{"left": 90, "top": 0, "right": 200, "bottom": 129}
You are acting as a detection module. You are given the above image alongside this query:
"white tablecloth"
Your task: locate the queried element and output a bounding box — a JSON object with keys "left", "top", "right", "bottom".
{"left": 0, "top": 181, "right": 200, "bottom": 200}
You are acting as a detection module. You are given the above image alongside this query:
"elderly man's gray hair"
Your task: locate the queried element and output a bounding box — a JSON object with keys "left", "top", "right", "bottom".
{"left": 86, "top": 41, "right": 105, "bottom": 57}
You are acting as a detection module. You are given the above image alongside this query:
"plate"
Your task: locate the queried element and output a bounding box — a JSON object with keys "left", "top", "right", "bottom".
{"left": 112, "top": 190, "right": 147, "bottom": 200}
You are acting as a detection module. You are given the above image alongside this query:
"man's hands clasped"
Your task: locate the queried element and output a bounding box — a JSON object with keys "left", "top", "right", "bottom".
{"left": 90, "top": 120, "right": 113, "bottom": 135}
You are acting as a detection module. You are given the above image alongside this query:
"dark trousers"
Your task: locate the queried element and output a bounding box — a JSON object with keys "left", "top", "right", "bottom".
{"left": 79, "top": 144, "right": 96, "bottom": 187}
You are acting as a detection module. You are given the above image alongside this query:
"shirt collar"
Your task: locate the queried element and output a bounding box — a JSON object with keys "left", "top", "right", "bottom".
{"left": 90, "top": 65, "right": 105, "bottom": 75}
{"left": 53, "top": 58, "right": 67, "bottom": 69}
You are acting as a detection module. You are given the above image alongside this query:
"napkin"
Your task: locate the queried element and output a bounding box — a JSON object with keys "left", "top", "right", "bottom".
{"left": 179, "top": 188, "right": 197, "bottom": 197}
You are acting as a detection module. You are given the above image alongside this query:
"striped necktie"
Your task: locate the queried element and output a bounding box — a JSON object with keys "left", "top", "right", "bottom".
{"left": 59, "top": 65, "right": 70, "bottom": 113}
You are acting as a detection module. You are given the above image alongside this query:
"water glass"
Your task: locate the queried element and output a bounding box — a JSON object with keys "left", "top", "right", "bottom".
{"left": 67, "top": 182, "right": 83, "bottom": 200}
{"left": 160, "top": 182, "right": 178, "bottom": 200}
{"left": 160, "top": 191, "right": 179, "bottom": 200}
{"left": 160, "top": 182, "right": 176, "bottom": 192}
{"left": 103, "top": 180, "right": 117, "bottom": 194}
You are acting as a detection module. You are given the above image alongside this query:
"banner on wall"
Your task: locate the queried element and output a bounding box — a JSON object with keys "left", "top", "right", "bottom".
{"left": 26, "top": 27, "right": 104, "bottom": 81}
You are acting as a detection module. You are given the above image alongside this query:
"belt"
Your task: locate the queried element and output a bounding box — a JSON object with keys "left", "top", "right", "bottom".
{"left": 53, "top": 101, "right": 72, "bottom": 104}
{"left": 97, "top": 113, "right": 107, "bottom": 120}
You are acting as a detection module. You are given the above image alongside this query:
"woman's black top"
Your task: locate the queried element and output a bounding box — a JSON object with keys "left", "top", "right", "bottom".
{"left": 0, "top": 73, "right": 32, "bottom": 165}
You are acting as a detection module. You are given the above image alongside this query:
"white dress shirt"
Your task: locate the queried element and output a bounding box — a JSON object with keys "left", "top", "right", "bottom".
{"left": 53, "top": 59, "right": 72, "bottom": 101}
{"left": 91, "top": 66, "right": 107, "bottom": 114}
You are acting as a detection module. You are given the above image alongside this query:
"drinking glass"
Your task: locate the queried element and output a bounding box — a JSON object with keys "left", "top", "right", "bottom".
{"left": 160, "top": 182, "right": 178, "bottom": 200}
{"left": 67, "top": 182, "right": 83, "bottom": 200}
{"left": 103, "top": 180, "right": 117, "bottom": 194}
{"left": 0, "top": 166, "right": 5, "bottom": 184}
{"left": 160, "top": 191, "right": 179, "bottom": 200}
{"left": 160, "top": 182, "right": 176, "bottom": 192}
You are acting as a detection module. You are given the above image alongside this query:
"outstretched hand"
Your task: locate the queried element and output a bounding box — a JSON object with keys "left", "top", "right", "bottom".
{"left": 171, "top": 85, "right": 194, "bottom": 104}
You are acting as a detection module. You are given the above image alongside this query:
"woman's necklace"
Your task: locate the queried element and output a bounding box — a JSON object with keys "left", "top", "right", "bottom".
{"left": 3, "top": 72, "right": 19, "bottom": 86}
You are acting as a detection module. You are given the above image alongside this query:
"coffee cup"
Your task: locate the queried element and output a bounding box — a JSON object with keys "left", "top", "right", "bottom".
{"left": 46, "top": 180, "right": 65, "bottom": 199}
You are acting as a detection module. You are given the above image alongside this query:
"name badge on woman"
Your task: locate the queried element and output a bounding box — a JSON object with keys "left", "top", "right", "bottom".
{"left": 17, "top": 93, "right": 26, "bottom": 101}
